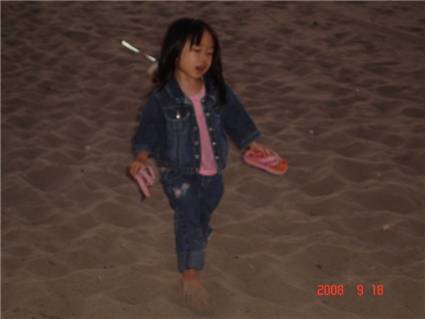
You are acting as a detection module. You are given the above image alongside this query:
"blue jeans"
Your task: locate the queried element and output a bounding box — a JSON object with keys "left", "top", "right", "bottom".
{"left": 160, "top": 169, "right": 224, "bottom": 273}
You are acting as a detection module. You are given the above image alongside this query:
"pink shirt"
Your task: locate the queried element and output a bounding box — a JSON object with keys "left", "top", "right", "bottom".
{"left": 189, "top": 85, "right": 217, "bottom": 176}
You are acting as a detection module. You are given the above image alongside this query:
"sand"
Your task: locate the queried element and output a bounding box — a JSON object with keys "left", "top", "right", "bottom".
{"left": 2, "top": 1, "right": 424, "bottom": 318}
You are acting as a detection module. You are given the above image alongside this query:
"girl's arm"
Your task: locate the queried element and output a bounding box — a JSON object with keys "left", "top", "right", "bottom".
{"left": 133, "top": 94, "right": 163, "bottom": 155}
{"left": 129, "top": 94, "right": 163, "bottom": 176}
{"left": 222, "top": 85, "right": 274, "bottom": 155}
{"left": 222, "top": 84, "right": 261, "bottom": 150}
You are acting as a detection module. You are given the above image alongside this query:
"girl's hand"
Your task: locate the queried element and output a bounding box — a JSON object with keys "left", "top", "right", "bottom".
{"left": 128, "top": 160, "right": 146, "bottom": 178}
{"left": 129, "top": 151, "right": 150, "bottom": 177}
{"left": 247, "top": 141, "right": 273, "bottom": 155}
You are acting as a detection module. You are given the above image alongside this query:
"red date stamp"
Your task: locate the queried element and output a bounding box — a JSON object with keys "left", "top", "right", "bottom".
{"left": 316, "top": 284, "right": 384, "bottom": 296}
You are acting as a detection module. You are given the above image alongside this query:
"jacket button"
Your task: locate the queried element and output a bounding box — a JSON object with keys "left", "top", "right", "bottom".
{"left": 195, "top": 154, "right": 199, "bottom": 159}
{"left": 194, "top": 141, "right": 199, "bottom": 145}
{"left": 206, "top": 112, "right": 210, "bottom": 117}
{"left": 209, "top": 127, "right": 213, "bottom": 131}
{"left": 212, "top": 141, "right": 216, "bottom": 146}
{"left": 215, "top": 156, "right": 219, "bottom": 160}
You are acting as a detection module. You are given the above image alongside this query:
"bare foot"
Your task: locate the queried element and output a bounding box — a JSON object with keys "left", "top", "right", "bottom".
{"left": 180, "top": 270, "right": 210, "bottom": 313}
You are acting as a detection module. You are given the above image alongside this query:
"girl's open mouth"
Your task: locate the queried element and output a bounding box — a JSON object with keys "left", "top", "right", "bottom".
{"left": 196, "top": 66, "right": 205, "bottom": 72}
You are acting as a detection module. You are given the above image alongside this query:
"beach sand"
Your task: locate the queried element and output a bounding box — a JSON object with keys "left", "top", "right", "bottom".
{"left": 2, "top": 1, "right": 424, "bottom": 318}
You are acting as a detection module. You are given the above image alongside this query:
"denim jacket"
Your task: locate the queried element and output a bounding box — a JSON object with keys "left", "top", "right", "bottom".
{"left": 133, "top": 75, "right": 261, "bottom": 174}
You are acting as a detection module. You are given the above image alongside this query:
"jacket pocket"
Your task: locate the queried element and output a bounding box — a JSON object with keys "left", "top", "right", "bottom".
{"left": 163, "top": 107, "right": 191, "bottom": 132}
{"left": 163, "top": 106, "right": 192, "bottom": 165}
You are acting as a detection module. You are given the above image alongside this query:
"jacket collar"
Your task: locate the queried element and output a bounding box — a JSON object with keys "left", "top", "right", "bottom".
{"left": 164, "top": 74, "right": 217, "bottom": 105}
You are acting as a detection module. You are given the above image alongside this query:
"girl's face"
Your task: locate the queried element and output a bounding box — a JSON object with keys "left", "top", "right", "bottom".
{"left": 176, "top": 31, "right": 214, "bottom": 81}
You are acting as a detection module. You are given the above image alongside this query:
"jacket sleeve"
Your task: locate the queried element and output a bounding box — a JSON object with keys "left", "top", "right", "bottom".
{"left": 132, "top": 93, "right": 163, "bottom": 156}
{"left": 222, "top": 84, "right": 261, "bottom": 149}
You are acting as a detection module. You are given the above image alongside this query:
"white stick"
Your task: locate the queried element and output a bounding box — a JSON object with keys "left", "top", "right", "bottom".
{"left": 121, "top": 40, "right": 157, "bottom": 63}
{"left": 145, "top": 54, "right": 157, "bottom": 63}
{"left": 121, "top": 40, "right": 139, "bottom": 53}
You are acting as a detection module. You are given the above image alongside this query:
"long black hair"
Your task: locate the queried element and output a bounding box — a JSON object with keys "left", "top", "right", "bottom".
{"left": 155, "top": 18, "right": 227, "bottom": 104}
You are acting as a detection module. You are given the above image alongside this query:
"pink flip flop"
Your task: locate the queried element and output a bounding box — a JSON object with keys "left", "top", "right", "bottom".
{"left": 243, "top": 149, "right": 288, "bottom": 176}
{"left": 134, "top": 165, "right": 156, "bottom": 198}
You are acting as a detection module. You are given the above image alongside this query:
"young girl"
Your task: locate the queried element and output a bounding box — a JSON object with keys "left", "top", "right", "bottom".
{"left": 129, "top": 17, "right": 271, "bottom": 311}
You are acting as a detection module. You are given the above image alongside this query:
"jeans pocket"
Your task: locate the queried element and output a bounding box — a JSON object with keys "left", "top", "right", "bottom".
{"left": 160, "top": 168, "right": 185, "bottom": 185}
